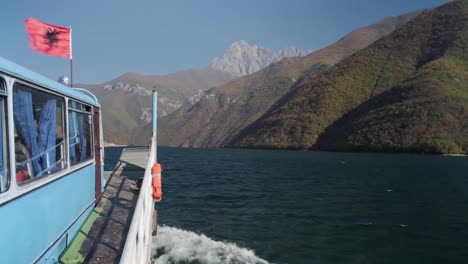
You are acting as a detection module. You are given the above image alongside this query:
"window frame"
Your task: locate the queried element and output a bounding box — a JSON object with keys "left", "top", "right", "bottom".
{"left": 0, "top": 74, "right": 98, "bottom": 205}
{"left": 0, "top": 77, "right": 9, "bottom": 193}
{"left": 12, "top": 80, "right": 67, "bottom": 187}
{"left": 67, "top": 99, "right": 94, "bottom": 167}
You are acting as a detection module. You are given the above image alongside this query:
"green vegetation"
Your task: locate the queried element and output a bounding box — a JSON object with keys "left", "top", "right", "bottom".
{"left": 233, "top": 0, "right": 468, "bottom": 154}
{"left": 158, "top": 11, "right": 418, "bottom": 147}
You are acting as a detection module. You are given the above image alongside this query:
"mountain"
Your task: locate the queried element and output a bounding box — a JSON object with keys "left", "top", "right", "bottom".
{"left": 80, "top": 41, "right": 310, "bottom": 145}
{"left": 209, "top": 40, "right": 311, "bottom": 77}
{"left": 83, "top": 68, "right": 235, "bottom": 115}
{"left": 232, "top": 0, "right": 468, "bottom": 154}
{"left": 155, "top": 10, "right": 421, "bottom": 147}
{"left": 79, "top": 68, "right": 234, "bottom": 144}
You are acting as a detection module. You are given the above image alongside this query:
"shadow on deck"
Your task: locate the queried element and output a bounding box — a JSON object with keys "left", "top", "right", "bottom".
{"left": 60, "top": 147, "right": 149, "bottom": 264}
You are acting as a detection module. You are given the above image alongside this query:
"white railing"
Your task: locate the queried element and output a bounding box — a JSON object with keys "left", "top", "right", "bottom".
{"left": 120, "top": 136, "right": 157, "bottom": 264}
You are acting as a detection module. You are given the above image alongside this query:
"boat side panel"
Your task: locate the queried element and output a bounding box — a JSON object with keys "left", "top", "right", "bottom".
{"left": 0, "top": 165, "right": 95, "bottom": 264}
{"left": 39, "top": 204, "right": 94, "bottom": 264}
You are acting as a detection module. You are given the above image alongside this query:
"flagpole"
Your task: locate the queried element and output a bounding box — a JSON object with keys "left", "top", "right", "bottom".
{"left": 69, "top": 26, "right": 73, "bottom": 87}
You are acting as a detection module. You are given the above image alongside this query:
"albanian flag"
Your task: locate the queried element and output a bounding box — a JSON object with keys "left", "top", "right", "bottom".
{"left": 24, "top": 18, "right": 71, "bottom": 59}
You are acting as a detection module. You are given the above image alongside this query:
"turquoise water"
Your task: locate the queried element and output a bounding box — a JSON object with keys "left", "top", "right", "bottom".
{"left": 107, "top": 147, "right": 468, "bottom": 264}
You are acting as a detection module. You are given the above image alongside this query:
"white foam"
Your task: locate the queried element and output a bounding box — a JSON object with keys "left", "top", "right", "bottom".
{"left": 153, "top": 225, "right": 270, "bottom": 264}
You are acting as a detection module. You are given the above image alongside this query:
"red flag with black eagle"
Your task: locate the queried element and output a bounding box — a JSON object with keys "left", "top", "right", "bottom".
{"left": 24, "top": 18, "right": 71, "bottom": 59}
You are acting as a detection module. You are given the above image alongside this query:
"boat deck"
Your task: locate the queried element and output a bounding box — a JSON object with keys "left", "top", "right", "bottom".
{"left": 60, "top": 147, "right": 149, "bottom": 264}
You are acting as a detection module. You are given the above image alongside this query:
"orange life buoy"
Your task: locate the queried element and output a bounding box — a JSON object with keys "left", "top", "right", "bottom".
{"left": 152, "top": 163, "right": 162, "bottom": 202}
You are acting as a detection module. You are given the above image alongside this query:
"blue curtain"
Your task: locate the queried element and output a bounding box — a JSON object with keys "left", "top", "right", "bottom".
{"left": 77, "top": 114, "right": 86, "bottom": 161}
{"left": 68, "top": 111, "right": 76, "bottom": 163}
{"left": 13, "top": 89, "right": 43, "bottom": 176}
{"left": 37, "top": 99, "right": 57, "bottom": 173}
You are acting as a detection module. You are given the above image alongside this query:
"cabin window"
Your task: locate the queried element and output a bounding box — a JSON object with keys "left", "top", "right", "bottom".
{"left": 0, "top": 80, "right": 9, "bottom": 192}
{"left": 68, "top": 100, "right": 92, "bottom": 165}
{"left": 13, "top": 83, "right": 66, "bottom": 185}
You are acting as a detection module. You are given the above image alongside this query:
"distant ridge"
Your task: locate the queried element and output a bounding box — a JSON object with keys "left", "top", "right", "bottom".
{"left": 80, "top": 40, "right": 308, "bottom": 145}
{"left": 154, "top": 10, "right": 421, "bottom": 147}
{"left": 232, "top": 0, "right": 468, "bottom": 154}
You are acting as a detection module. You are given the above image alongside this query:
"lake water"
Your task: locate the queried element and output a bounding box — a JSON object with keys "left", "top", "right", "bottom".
{"left": 106, "top": 147, "right": 468, "bottom": 264}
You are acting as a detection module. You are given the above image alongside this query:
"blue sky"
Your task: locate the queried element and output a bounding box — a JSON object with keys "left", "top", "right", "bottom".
{"left": 1, "top": 0, "right": 448, "bottom": 84}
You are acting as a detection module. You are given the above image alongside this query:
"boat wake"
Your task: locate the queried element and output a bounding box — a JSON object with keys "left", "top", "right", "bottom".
{"left": 153, "top": 225, "right": 270, "bottom": 264}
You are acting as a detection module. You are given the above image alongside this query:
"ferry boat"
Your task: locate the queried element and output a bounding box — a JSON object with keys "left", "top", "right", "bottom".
{"left": 0, "top": 56, "right": 159, "bottom": 263}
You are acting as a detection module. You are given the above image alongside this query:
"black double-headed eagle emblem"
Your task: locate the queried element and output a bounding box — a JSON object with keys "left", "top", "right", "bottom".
{"left": 45, "top": 27, "right": 59, "bottom": 48}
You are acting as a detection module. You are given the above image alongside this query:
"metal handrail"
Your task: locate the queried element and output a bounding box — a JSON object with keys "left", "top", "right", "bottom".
{"left": 16, "top": 141, "right": 65, "bottom": 177}
{"left": 119, "top": 136, "right": 157, "bottom": 264}
{"left": 72, "top": 88, "right": 100, "bottom": 106}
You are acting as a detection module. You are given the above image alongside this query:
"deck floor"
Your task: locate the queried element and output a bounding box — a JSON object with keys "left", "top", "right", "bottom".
{"left": 60, "top": 147, "right": 149, "bottom": 264}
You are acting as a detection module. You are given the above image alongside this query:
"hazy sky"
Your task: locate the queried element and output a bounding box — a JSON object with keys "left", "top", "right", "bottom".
{"left": 1, "top": 0, "right": 448, "bottom": 84}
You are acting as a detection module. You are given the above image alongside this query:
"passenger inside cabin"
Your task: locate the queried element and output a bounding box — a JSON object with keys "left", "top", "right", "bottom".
{"left": 13, "top": 84, "right": 66, "bottom": 183}
{"left": 15, "top": 134, "right": 32, "bottom": 183}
